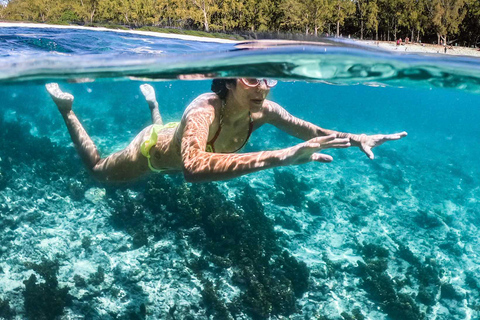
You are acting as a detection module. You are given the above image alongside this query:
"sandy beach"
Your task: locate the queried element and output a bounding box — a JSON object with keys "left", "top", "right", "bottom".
{"left": 359, "top": 39, "right": 480, "bottom": 58}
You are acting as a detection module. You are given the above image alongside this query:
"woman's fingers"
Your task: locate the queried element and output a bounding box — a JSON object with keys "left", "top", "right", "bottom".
{"left": 308, "top": 134, "right": 336, "bottom": 144}
{"left": 328, "top": 142, "right": 351, "bottom": 148}
{"left": 322, "top": 138, "right": 350, "bottom": 149}
{"left": 322, "top": 134, "right": 337, "bottom": 141}
{"left": 362, "top": 145, "right": 374, "bottom": 159}
{"left": 381, "top": 131, "right": 408, "bottom": 141}
{"left": 306, "top": 136, "right": 350, "bottom": 150}
{"left": 311, "top": 153, "right": 333, "bottom": 162}
{"left": 301, "top": 143, "right": 320, "bottom": 151}
{"left": 291, "top": 134, "right": 354, "bottom": 166}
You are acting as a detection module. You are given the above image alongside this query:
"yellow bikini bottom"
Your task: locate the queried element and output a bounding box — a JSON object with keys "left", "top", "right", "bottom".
{"left": 140, "top": 122, "right": 179, "bottom": 172}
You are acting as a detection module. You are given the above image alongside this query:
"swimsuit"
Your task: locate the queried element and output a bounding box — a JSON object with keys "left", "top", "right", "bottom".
{"left": 141, "top": 110, "right": 254, "bottom": 172}
{"left": 140, "top": 122, "right": 179, "bottom": 173}
{"left": 205, "top": 112, "right": 253, "bottom": 153}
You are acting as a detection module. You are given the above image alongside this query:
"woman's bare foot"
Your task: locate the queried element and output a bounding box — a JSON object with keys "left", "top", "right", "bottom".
{"left": 46, "top": 83, "right": 74, "bottom": 114}
{"left": 140, "top": 84, "right": 158, "bottom": 110}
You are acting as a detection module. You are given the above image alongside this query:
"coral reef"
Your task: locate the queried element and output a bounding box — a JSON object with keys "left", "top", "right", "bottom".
{"left": 272, "top": 169, "right": 310, "bottom": 207}
{"left": 89, "top": 267, "right": 105, "bottom": 286}
{"left": 201, "top": 280, "right": 232, "bottom": 319}
{"left": 0, "top": 158, "right": 8, "bottom": 191}
{"left": 107, "top": 176, "right": 309, "bottom": 319}
{"left": 0, "top": 298, "right": 15, "bottom": 320}
{"left": 355, "top": 242, "right": 426, "bottom": 320}
{"left": 23, "top": 259, "right": 72, "bottom": 320}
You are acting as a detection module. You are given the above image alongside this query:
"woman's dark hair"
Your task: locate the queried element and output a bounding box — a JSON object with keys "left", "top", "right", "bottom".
{"left": 211, "top": 79, "right": 237, "bottom": 100}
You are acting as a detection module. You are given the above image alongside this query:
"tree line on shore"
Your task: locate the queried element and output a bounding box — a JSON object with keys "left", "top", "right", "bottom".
{"left": 1, "top": 0, "right": 480, "bottom": 47}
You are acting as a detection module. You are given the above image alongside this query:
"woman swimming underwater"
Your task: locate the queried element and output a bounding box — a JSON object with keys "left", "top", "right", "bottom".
{"left": 46, "top": 78, "right": 407, "bottom": 183}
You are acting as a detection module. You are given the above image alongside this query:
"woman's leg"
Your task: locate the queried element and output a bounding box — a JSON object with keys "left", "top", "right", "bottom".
{"left": 47, "top": 83, "right": 150, "bottom": 182}
{"left": 46, "top": 83, "right": 100, "bottom": 170}
{"left": 140, "top": 84, "right": 163, "bottom": 125}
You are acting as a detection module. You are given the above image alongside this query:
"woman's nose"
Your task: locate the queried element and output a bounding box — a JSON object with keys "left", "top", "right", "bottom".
{"left": 257, "top": 81, "right": 268, "bottom": 91}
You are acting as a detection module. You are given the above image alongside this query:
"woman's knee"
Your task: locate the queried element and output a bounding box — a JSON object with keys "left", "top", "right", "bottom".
{"left": 90, "top": 162, "right": 109, "bottom": 182}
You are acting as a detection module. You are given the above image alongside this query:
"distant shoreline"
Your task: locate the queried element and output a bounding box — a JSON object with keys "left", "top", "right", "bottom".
{"left": 3, "top": 22, "right": 480, "bottom": 58}
{"left": 357, "top": 39, "right": 480, "bottom": 58}
{"left": 0, "top": 22, "right": 238, "bottom": 43}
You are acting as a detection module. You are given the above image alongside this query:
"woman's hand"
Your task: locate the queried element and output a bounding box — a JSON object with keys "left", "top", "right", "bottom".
{"left": 354, "top": 132, "right": 408, "bottom": 159}
{"left": 281, "top": 134, "right": 351, "bottom": 166}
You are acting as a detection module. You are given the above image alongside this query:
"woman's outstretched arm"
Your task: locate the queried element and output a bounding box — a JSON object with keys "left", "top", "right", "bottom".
{"left": 263, "top": 100, "right": 407, "bottom": 159}
{"left": 180, "top": 103, "right": 350, "bottom": 183}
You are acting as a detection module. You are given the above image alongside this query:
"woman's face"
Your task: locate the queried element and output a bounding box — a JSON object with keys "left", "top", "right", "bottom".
{"left": 228, "top": 79, "right": 271, "bottom": 111}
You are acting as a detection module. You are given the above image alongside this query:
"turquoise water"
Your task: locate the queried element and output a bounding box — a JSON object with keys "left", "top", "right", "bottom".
{"left": 1, "top": 26, "right": 480, "bottom": 320}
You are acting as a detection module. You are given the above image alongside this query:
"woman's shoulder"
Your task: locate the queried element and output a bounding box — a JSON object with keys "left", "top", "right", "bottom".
{"left": 186, "top": 93, "right": 220, "bottom": 112}
{"left": 193, "top": 92, "right": 219, "bottom": 104}
{"left": 182, "top": 93, "right": 221, "bottom": 122}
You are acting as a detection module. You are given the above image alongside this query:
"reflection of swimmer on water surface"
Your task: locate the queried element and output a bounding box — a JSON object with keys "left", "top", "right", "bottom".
{"left": 46, "top": 79, "right": 407, "bottom": 183}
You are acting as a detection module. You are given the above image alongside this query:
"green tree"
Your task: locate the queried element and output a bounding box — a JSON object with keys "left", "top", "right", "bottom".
{"left": 398, "top": 0, "right": 418, "bottom": 41}
{"left": 265, "top": 0, "right": 284, "bottom": 31}
{"left": 305, "top": 0, "right": 332, "bottom": 36}
{"left": 331, "top": 0, "right": 356, "bottom": 37}
{"left": 460, "top": 0, "right": 480, "bottom": 46}
{"left": 0, "top": 3, "right": 5, "bottom": 19}
{"left": 96, "top": 0, "right": 136, "bottom": 24}
{"left": 279, "top": 0, "right": 306, "bottom": 32}
{"left": 365, "top": 0, "right": 379, "bottom": 39}
{"left": 188, "top": 0, "right": 219, "bottom": 31}
{"left": 378, "top": 0, "right": 403, "bottom": 40}
{"left": 214, "top": 0, "right": 242, "bottom": 31}
{"left": 429, "top": 0, "right": 466, "bottom": 44}
{"left": 241, "top": 0, "right": 271, "bottom": 32}
{"left": 129, "top": 0, "right": 156, "bottom": 26}
{"left": 10, "top": 0, "right": 46, "bottom": 22}
{"left": 76, "top": 0, "right": 99, "bottom": 24}
{"left": 165, "top": 0, "right": 191, "bottom": 28}
{"left": 356, "top": 0, "right": 368, "bottom": 39}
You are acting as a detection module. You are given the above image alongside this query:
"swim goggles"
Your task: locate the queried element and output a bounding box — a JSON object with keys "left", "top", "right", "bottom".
{"left": 240, "top": 78, "right": 278, "bottom": 88}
